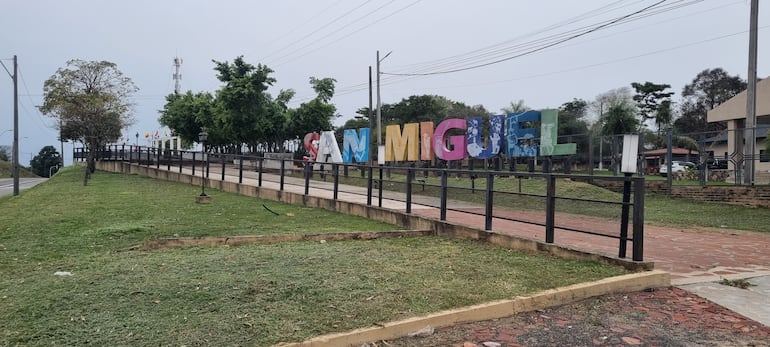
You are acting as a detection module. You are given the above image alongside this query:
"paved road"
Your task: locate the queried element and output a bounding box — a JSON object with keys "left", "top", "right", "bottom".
{"left": 0, "top": 178, "right": 47, "bottom": 197}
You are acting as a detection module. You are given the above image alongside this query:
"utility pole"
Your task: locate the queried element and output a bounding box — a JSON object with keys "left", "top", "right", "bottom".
{"left": 744, "top": 0, "right": 759, "bottom": 186}
{"left": 12, "top": 55, "right": 19, "bottom": 196}
{"left": 173, "top": 57, "right": 183, "bottom": 95}
{"left": 368, "top": 65, "right": 374, "bottom": 164}
{"left": 375, "top": 50, "right": 391, "bottom": 165}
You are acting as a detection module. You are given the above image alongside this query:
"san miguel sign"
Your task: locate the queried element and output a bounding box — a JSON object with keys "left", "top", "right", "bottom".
{"left": 304, "top": 109, "right": 576, "bottom": 164}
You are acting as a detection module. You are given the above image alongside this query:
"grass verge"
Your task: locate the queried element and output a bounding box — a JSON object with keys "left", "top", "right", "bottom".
{"left": 1, "top": 167, "right": 626, "bottom": 346}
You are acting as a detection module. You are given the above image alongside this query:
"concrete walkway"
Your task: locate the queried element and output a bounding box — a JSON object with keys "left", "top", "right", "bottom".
{"left": 184, "top": 164, "right": 770, "bottom": 326}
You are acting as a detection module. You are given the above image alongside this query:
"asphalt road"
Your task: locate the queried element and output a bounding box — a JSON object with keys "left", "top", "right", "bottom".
{"left": 0, "top": 178, "right": 47, "bottom": 197}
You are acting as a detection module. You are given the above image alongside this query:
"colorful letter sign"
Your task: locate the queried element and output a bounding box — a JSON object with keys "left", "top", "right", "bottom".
{"left": 323, "top": 109, "right": 576, "bottom": 164}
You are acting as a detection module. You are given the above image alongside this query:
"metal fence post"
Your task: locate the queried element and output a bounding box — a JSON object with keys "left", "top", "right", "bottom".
{"left": 238, "top": 156, "right": 244, "bottom": 184}
{"left": 632, "top": 177, "right": 645, "bottom": 261}
{"left": 378, "top": 166, "right": 383, "bottom": 208}
{"left": 366, "top": 165, "right": 373, "bottom": 206}
{"left": 279, "top": 160, "right": 285, "bottom": 191}
{"left": 258, "top": 158, "right": 263, "bottom": 187}
{"left": 304, "top": 162, "right": 311, "bottom": 195}
{"left": 440, "top": 169, "right": 448, "bottom": 221}
{"left": 485, "top": 172, "right": 494, "bottom": 230}
{"left": 333, "top": 164, "right": 339, "bottom": 200}
{"left": 406, "top": 165, "right": 413, "bottom": 213}
{"left": 178, "top": 150, "right": 183, "bottom": 173}
{"left": 618, "top": 173, "right": 632, "bottom": 258}
{"left": 221, "top": 155, "right": 226, "bottom": 181}
{"left": 545, "top": 174, "right": 556, "bottom": 243}
{"left": 192, "top": 152, "right": 196, "bottom": 176}
{"left": 156, "top": 147, "right": 160, "bottom": 169}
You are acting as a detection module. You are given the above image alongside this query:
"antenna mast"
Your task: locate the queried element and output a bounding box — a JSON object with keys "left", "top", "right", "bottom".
{"left": 173, "top": 57, "right": 183, "bottom": 94}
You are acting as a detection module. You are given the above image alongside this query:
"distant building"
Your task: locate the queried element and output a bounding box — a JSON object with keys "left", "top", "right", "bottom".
{"left": 707, "top": 77, "right": 770, "bottom": 183}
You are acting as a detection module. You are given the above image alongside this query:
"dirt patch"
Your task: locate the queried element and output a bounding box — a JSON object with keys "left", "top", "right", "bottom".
{"left": 385, "top": 287, "right": 770, "bottom": 346}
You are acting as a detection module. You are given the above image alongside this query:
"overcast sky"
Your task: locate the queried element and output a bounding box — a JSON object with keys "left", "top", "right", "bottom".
{"left": 0, "top": 0, "right": 766, "bottom": 165}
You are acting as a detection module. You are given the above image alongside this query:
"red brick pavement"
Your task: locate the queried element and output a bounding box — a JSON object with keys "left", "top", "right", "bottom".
{"left": 410, "top": 207, "right": 770, "bottom": 282}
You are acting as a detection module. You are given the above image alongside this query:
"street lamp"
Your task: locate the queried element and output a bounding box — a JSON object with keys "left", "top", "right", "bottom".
{"left": 198, "top": 131, "right": 208, "bottom": 197}
{"left": 135, "top": 132, "right": 139, "bottom": 147}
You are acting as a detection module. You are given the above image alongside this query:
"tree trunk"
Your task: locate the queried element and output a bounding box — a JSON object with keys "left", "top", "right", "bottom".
{"left": 84, "top": 149, "right": 95, "bottom": 186}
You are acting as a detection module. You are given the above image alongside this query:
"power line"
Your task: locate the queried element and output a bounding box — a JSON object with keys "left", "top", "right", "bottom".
{"left": 382, "top": 0, "right": 670, "bottom": 76}
{"left": 309, "top": 0, "right": 704, "bottom": 102}
{"left": 260, "top": 0, "right": 377, "bottom": 62}
{"left": 274, "top": 0, "right": 423, "bottom": 68}
{"left": 17, "top": 68, "right": 55, "bottom": 133}
{"left": 270, "top": 0, "right": 400, "bottom": 66}
{"left": 388, "top": 0, "right": 701, "bottom": 76}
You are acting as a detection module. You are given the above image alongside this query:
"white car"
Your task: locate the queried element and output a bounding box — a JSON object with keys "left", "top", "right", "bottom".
{"left": 659, "top": 161, "right": 695, "bottom": 176}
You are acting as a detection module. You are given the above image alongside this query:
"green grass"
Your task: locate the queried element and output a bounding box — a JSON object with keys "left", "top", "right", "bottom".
{"left": 321, "top": 170, "right": 770, "bottom": 233}
{"left": 0, "top": 167, "right": 626, "bottom": 346}
{"left": 0, "top": 160, "right": 37, "bottom": 178}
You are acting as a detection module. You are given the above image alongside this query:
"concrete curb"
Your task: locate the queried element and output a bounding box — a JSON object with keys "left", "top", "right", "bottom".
{"left": 274, "top": 270, "right": 671, "bottom": 347}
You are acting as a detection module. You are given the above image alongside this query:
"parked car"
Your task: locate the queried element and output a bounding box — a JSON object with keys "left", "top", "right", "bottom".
{"left": 659, "top": 161, "right": 695, "bottom": 176}
{"left": 707, "top": 159, "right": 729, "bottom": 170}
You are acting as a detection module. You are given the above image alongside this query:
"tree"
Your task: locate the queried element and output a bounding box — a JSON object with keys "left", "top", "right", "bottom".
{"left": 213, "top": 56, "right": 290, "bottom": 153}
{"left": 0, "top": 145, "right": 9, "bottom": 162}
{"left": 558, "top": 99, "right": 590, "bottom": 162}
{"left": 631, "top": 81, "right": 674, "bottom": 130}
{"left": 158, "top": 91, "right": 216, "bottom": 148}
{"left": 501, "top": 99, "right": 529, "bottom": 114}
{"left": 39, "top": 60, "right": 137, "bottom": 185}
{"left": 674, "top": 68, "right": 747, "bottom": 133}
{"left": 287, "top": 77, "right": 337, "bottom": 141}
{"left": 602, "top": 101, "right": 639, "bottom": 135}
{"left": 30, "top": 145, "right": 62, "bottom": 178}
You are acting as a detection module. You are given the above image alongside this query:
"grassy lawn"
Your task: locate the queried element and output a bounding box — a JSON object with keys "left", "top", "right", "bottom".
{"left": 0, "top": 167, "right": 625, "bottom": 346}
{"left": 322, "top": 170, "right": 770, "bottom": 233}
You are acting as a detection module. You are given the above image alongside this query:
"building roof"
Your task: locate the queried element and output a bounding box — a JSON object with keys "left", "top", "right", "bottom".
{"left": 707, "top": 77, "right": 770, "bottom": 122}
{"left": 644, "top": 148, "right": 698, "bottom": 156}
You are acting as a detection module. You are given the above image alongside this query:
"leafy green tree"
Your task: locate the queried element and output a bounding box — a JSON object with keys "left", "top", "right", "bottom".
{"left": 0, "top": 145, "right": 9, "bottom": 162}
{"left": 30, "top": 145, "right": 62, "bottom": 177}
{"left": 39, "top": 60, "right": 137, "bottom": 185}
{"left": 287, "top": 77, "right": 337, "bottom": 141}
{"left": 602, "top": 101, "right": 639, "bottom": 135}
{"left": 501, "top": 99, "right": 529, "bottom": 114}
{"left": 558, "top": 99, "right": 590, "bottom": 162}
{"left": 213, "top": 56, "right": 291, "bottom": 153}
{"left": 631, "top": 81, "right": 674, "bottom": 130}
{"left": 158, "top": 91, "right": 216, "bottom": 148}
{"left": 674, "top": 68, "right": 747, "bottom": 134}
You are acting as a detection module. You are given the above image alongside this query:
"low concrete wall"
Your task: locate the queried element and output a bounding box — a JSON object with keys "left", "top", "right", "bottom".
{"left": 96, "top": 161, "right": 653, "bottom": 271}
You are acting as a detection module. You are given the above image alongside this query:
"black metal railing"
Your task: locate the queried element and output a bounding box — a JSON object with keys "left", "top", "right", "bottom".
{"left": 75, "top": 145, "right": 645, "bottom": 261}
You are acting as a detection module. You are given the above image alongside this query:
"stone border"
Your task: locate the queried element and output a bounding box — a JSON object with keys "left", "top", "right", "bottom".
{"left": 274, "top": 270, "right": 670, "bottom": 347}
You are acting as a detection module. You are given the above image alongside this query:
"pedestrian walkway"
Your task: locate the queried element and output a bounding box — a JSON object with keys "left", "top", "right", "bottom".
{"left": 182, "top": 164, "right": 770, "bottom": 326}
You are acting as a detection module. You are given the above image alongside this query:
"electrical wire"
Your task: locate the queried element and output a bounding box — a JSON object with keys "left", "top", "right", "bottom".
{"left": 272, "top": 0, "right": 423, "bottom": 67}
{"left": 260, "top": 0, "right": 377, "bottom": 62}
{"left": 382, "top": 0, "right": 670, "bottom": 76}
